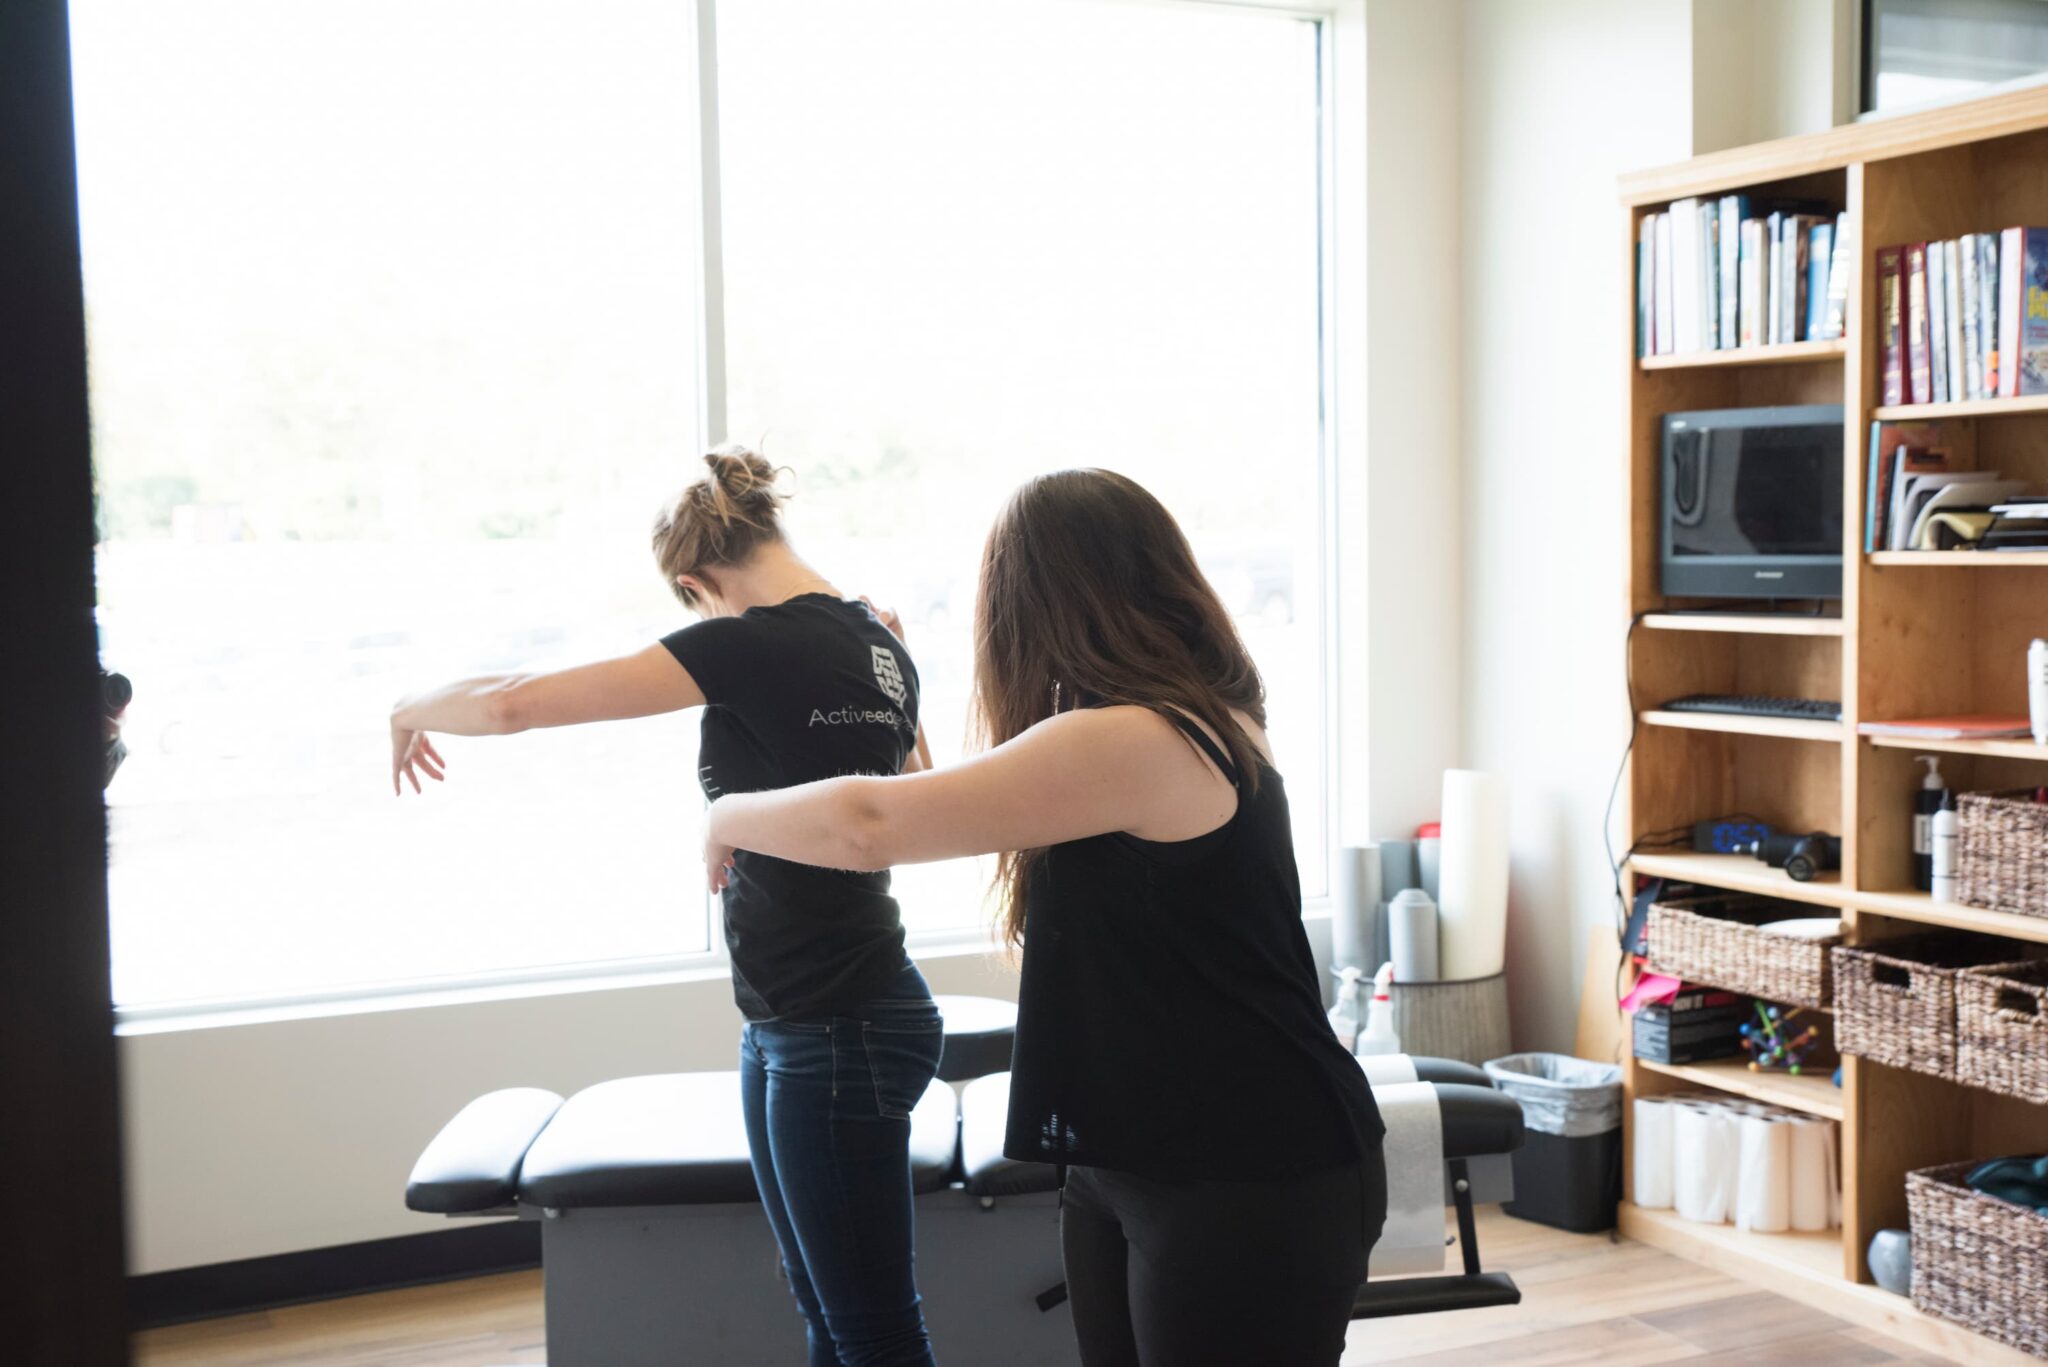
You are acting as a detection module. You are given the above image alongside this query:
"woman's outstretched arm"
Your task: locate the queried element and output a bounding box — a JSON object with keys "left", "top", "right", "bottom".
{"left": 390, "top": 643, "right": 706, "bottom": 794}
{"left": 702, "top": 705, "right": 1234, "bottom": 888}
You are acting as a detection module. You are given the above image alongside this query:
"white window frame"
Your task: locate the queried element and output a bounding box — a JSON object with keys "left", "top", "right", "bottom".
{"left": 111, "top": 0, "right": 1367, "bottom": 1029}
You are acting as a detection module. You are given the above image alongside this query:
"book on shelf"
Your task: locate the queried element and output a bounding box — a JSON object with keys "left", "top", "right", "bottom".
{"left": 1820, "top": 212, "right": 1851, "bottom": 340}
{"left": 1765, "top": 210, "right": 1784, "bottom": 343}
{"left": 1928, "top": 240, "right": 1950, "bottom": 404}
{"left": 1982, "top": 232, "right": 2001, "bottom": 394}
{"left": 1906, "top": 242, "right": 1932, "bottom": 404}
{"left": 1672, "top": 199, "right": 1702, "bottom": 353}
{"left": 1877, "top": 246, "right": 1906, "bottom": 405}
{"left": 2004, "top": 226, "right": 2048, "bottom": 396}
{"left": 1944, "top": 239, "right": 1966, "bottom": 402}
{"left": 1804, "top": 219, "right": 1833, "bottom": 342}
{"left": 1957, "top": 232, "right": 1974, "bottom": 397}
{"left": 1655, "top": 212, "right": 1675, "bottom": 356}
{"left": 1718, "top": 194, "right": 1747, "bottom": 348}
{"left": 1858, "top": 716, "right": 2036, "bottom": 740}
{"left": 1637, "top": 216, "right": 1654, "bottom": 357}
{"left": 1740, "top": 218, "right": 1767, "bottom": 347}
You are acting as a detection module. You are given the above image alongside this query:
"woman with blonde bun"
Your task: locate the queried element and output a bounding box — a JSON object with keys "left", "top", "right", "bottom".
{"left": 391, "top": 447, "right": 942, "bottom": 1367}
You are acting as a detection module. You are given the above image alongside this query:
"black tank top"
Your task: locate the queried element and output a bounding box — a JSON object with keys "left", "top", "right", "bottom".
{"left": 1002, "top": 711, "right": 1385, "bottom": 1178}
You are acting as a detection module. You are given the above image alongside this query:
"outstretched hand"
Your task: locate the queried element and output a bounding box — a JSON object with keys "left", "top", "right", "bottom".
{"left": 391, "top": 725, "right": 447, "bottom": 796}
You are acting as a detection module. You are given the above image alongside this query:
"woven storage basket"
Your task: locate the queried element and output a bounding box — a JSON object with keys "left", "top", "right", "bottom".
{"left": 1957, "top": 959, "right": 2048, "bottom": 1105}
{"left": 1645, "top": 893, "right": 1839, "bottom": 1008}
{"left": 1833, "top": 933, "right": 2037, "bottom": 1080}
{"left": 1956, "top": 790, "right": 2048, "bottom": 917}
{"left": 1907, "top": 1160, "right": 2048, "bottom": 1358}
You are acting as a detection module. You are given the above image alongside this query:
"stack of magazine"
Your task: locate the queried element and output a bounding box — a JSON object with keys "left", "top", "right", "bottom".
{"left": 1863, "top": 421, "right": 2042, "bottom": 551}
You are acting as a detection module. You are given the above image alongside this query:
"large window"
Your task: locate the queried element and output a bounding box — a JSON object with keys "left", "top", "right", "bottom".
{"left": 77, "top": 0, "right": 1334, "bottom": 1011}
{"left": 716, "top": 0, "right": 1330, "bottom": 930}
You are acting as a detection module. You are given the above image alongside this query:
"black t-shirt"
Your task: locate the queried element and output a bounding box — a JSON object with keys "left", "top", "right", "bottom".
{"left": 661, "top": 594, "right": 921, "bottom": 1022}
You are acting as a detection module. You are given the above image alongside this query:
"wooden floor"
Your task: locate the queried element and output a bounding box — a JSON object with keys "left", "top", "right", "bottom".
{"left": 132, "top": 1208, "right": 1964, "bottom": 1366}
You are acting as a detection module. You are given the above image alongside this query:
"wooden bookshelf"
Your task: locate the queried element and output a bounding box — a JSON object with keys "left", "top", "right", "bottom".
{"left": 1639, "top": 338, "right": 1846, "bottom": 370}
{"left": 1619, "top": 89, "right": 2048, "bottom": 1365}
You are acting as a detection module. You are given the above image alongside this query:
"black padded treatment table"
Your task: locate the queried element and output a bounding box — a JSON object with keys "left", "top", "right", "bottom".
{"left": 408, "top": 997, "right": 1524, "bottom": 1366}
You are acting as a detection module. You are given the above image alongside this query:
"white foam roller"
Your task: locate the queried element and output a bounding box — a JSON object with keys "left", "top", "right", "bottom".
{"left": 1437, "top": 771, "right": 1509, "bottom": 981}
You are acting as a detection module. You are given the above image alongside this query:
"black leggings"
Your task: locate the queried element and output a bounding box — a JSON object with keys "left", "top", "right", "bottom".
{"left": 1059, "top": 1150, "right": 1388, "bottom": 1367}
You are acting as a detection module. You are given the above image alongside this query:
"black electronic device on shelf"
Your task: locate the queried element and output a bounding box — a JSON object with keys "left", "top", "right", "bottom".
{"left": 1661, "top": 405, "right": 1844, "bottom": 600}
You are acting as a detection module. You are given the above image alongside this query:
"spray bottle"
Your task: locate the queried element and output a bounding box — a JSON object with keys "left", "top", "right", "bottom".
{"left": 1913, "top": 756, "right": 1947, "bottom": 892}
{"left": 1327, "top": 966, "right": 1366, "bottom": 1052}
{"left": 1356, "top": 962, "right": 1402, "bottom": 1057}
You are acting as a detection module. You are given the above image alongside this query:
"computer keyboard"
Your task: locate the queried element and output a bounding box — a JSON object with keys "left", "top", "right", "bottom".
{"left": 1660, "top": 694, "right": 1843, "bottom": 722}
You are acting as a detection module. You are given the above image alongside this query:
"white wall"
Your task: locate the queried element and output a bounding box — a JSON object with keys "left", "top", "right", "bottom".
{"left": 1456, "top": 0, "right": 1697, "bottom": 1053}
{"left": 1455, "top": 0, "right": 1847, "bottom": 1052}
{"left": 1349, "top": 0, "right": 1468, "bottom": 844}
{"left": 1692, "top": 0, "right": 1857, "bottom": 154}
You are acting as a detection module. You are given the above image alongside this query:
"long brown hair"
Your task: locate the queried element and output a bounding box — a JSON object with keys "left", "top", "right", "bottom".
{"left": 973, "top": 469, "right": 1267, "bottom": 946}
{"left": 651, "top": 445, "right": 789, "bottom": 608}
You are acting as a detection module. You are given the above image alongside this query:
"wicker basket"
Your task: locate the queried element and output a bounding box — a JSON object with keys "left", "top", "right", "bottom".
{"left": 1645, "top": 893, "right": 1839, "bottom": 1008}
{"left": 1957, "top": 960, "right": 2048, "bottom": 1105}
{"left": 1956, "top": 789, "right": 2048, "bottom": 917}
{"left": 1907, "top": 1159, "right": 2048, "bottom": 1358}
{"left": 1833, "top": 933, "right": 2037, "bottom": 1080}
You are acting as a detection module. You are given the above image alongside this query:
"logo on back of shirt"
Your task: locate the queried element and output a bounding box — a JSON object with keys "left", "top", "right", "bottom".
{"left": 871, "top": 644, "right": 907, "bottom": 708}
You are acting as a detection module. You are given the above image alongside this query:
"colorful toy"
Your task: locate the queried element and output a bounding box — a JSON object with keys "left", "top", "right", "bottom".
{"left": 1738, "top": 1001, "right": 1820, "bottom": 1075}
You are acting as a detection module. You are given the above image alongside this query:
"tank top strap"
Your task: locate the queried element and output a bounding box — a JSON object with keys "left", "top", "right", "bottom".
{"left": 1167, "top": 711, "right": 1240, "bottom": 788}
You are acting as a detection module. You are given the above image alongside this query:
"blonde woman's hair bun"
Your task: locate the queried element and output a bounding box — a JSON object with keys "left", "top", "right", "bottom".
{"left": 652, "top": 444, "right": 792, "bottom": 605}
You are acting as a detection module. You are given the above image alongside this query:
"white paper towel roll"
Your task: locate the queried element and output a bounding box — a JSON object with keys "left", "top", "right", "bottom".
{"left": 1788, "top": 1116, "right": 1837, "bottom": 1232}
{"left": 1673, "top": 1102, "right": 1736, "bottom": 1225}
{"left": 1387, "top": 888, "right": 1440, "bottom": 983}
{"left": 1736, "top": 1113, "right": 1793, "bottom": 1232}
{"left": 1437, "top": 771, "right": 1509, "bottom": 981}
{"left": 1633, "top": 1098, "right": 1675, "bottom": 1210}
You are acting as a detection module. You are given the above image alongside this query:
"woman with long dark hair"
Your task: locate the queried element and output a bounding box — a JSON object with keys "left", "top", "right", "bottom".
{"left": 704, "top": 468, "right": 1386, "bottom": 1366}
{"left": 391, "top": 449, "right": 943, "bottom": 1367}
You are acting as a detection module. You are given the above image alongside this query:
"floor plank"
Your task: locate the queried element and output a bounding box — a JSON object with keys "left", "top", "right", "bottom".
{"left": 132, "top": 1209, "right": 1960, "bottom": 1366}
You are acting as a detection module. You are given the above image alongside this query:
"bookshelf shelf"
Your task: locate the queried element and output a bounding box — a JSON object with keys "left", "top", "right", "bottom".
{"left": 1639, "top": 339, "right": 1846, "bottom": 370}
{"left": 1640, "top": 612, "right": 1843, "bottom": 636}
{"left": 1640, "top": 709, "right": 1842, "bottom": 742}
{"left": 1848, "top": 887, "right": 2048, "bottom": 944}
{"left": 1622, "top": 89, "right": 2048, "bottom": 1361}
{"left": 1614, "top": 1204, "right": 2042, "bottom": 1366}
{"left": 1864, "top": 733, "right": 2048, "bottom": 762}
{"left": 1627, "top": 852, "right": 1851, "bottom": 910}
{"left": 1635, "top": 1057, "right": 1846, "bottom": 1120}
{"left": 1871, "top": 393, "right": 2048, "bottom": 421}
{"left": 1867, "top": 550, "right": 2048, "bottom": 565}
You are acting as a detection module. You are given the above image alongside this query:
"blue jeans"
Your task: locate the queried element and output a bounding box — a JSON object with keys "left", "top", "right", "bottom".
{"left": 739, "top": 963, "right": 945, "bottom": 1367}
